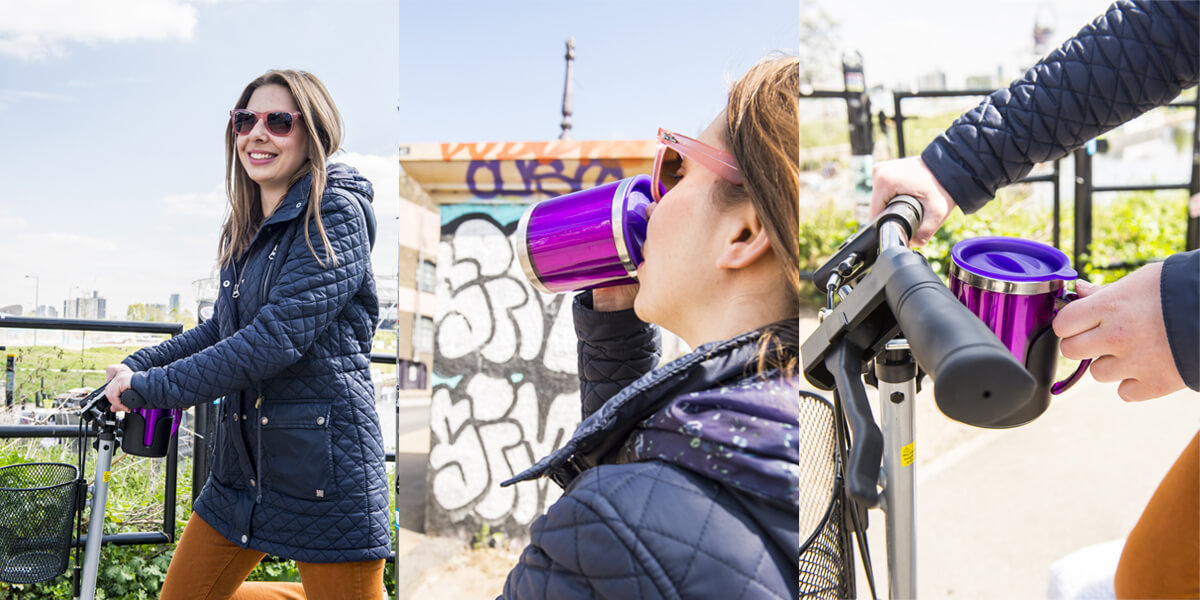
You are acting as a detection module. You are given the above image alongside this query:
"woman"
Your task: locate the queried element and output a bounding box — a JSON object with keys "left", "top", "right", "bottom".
{"left": 500, "top": 54, "right": 804, "bottom": 599}
{"left": 104, "top": 69, "right": 389, "bottom": 599}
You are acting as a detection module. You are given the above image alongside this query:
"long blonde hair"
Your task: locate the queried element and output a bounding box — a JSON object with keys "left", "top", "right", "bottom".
{"left": 722, "top": 55, "right": 801, "bottom": 375}
{"left": 219, "top": 69, "right": 343, "bottom": 268}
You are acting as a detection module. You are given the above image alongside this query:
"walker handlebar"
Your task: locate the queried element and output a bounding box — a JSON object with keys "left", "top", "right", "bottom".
{"left": 883, "top": 247, "right": 1036, "bottom": 425}
{"left": 803, "top": 196, "right": 1035, "bottom": 506}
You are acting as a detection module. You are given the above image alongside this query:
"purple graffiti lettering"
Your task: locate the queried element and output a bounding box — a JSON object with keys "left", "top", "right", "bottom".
{"left": 464, "top": 159, "right": 626, "bottom": 198}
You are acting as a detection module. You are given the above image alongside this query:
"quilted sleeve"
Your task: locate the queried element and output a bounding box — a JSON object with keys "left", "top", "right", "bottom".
{"left": 921, "top": 0, "right": 1200, "bottom": 213}
{"left": 121, "top": 313, "right": 220, "bottom": 371}
{"left": 1161, "top": 250, "right": 1199, "bottom": 391}
{"left": 128, "top": 193, "right": 370, "bottom": 409}
{"left": 573, "top": 291, "right": 661, "bottom": 419}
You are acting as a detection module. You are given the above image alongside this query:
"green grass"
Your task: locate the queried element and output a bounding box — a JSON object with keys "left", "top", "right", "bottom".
{"left": 2, "top": 345, "right": 154, "bottom": 406}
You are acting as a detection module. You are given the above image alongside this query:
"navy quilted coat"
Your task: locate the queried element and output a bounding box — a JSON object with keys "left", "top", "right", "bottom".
{"left": 921, "top": 0, "right": 1199, "bottom": 390}
{"left": 500, "top": 293, "right": 801, "bottom": 599}
{"left": 121, "top": 163, "right": 391, "bottom": 563}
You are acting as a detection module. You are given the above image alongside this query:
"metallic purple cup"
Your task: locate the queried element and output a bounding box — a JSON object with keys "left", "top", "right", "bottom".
{"left": 949, "top": 237, "right": 1092, "bottom": 426}
{"left": 516, "top": 175, "right": 653, "bottom": 294}
{"left": 122, "top": 407, "right": 182, "bottom": 458}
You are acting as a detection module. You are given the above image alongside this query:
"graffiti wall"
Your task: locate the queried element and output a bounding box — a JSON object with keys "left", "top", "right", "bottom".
{"left": 411, "top": 140, "right": 651, "bottom": 539}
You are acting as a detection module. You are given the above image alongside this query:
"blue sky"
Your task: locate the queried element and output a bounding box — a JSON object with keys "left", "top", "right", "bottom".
{"left": 0, "top": 0, "right": 1113, "bottom": 320}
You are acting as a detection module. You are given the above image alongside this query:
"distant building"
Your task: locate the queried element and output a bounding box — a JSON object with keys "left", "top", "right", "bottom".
{"left": 35, "top": 306, "right": 57, "bottom": 318}
{"left": 169, "top": 294, "right": 181, "bottom": 314}
{"left": 388, "top": 171, "right": 438, "bottom": 373}
{"left": 65, "top": 291, "right": 106, "bottom": 320}
{"left": 917, "top": 71, "right": 947, "bottom": 92}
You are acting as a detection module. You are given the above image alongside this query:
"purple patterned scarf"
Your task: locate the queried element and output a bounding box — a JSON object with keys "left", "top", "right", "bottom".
{"left": 617, "top": 374, "right": 800, "bottom": 509}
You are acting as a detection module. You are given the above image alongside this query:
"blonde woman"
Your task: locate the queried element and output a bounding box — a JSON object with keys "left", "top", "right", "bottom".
{"left": 105, "top": 69, "right": 388, "bottom": 599}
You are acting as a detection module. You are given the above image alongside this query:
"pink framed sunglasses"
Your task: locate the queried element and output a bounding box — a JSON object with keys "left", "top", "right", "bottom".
{"left": 230, "top": 109, "right": 303, "bottom": 137}
{"left": 651, "top": 127, "right": 743, "bottom": 202}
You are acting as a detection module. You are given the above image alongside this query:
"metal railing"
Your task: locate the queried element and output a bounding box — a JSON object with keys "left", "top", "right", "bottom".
{"left": 0, "top": 315, "right": 183, "bottom": 548}
{"left": 892, "top": 90, "right": 1200, "bottom": 272}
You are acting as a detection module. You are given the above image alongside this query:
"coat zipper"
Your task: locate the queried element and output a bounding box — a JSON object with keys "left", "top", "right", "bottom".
{"left": 255, "top": 396, "right": 263, "bottom": 504}
{"left": 261, "top": 243, "right": 279, "bottom": 300}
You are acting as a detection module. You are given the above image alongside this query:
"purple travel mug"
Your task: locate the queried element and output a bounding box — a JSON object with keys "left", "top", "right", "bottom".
{"left": 516, "top": 175, "right": 654, "bottom": 294}
{"left": 122, "top": 407, "right": 182, "bottom": 458}
{"left": 949, "top": 237, "right": 1092, "bottom": 427}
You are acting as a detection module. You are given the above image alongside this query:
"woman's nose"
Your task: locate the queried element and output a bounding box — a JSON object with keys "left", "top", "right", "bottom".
{"left": 248, "top": 118, "right": 270, "bottom": 140}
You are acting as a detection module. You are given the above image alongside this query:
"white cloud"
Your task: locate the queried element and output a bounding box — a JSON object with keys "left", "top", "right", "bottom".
{"left": 0, "top": 0, "right": 197, "bottom": 60}
{"left": 163, "top": 185, "right": 228, "bottom": 219}
{"left": 0, "top": 207, "right": 27, "bottom": 229}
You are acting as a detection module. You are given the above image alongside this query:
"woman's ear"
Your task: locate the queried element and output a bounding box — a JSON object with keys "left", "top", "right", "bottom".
{"left": 715, "top": 205, "right": 772, "bottom": 270}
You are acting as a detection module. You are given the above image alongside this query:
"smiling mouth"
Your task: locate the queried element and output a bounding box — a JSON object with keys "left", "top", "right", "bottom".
{"left": 248, "top": 151, "right": 276, "bottom": 160}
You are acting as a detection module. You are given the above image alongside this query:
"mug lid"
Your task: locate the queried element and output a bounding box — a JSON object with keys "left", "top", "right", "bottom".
{"left": 951, "top": 236, "right": 1077, "bottom": 282}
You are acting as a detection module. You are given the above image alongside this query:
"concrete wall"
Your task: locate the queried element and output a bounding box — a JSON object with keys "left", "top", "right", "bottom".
{"left": 400, "top": 139, "right": 654, "bottom": 539}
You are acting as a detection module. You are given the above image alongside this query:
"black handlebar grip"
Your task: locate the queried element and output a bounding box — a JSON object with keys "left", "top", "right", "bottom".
{"left": 883, "top": 249, "right": 1037, "bottom": 427}
{"left": 120, "top": 388, "right": 146, "bottom": 409}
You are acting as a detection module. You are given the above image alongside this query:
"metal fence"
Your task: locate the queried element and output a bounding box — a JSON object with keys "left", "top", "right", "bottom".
{"left": 0, "top": 315, "right": 428, "bottom": 554}
{"left": 893, "top": 90, "right": 1200, "bottom": 272}
{"left": 0, "top": 315, "right": 182, "bottom": 550}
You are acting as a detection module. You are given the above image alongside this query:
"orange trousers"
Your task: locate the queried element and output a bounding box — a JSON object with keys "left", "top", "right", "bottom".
{"left": 159, "top": 513, "right": 385, "bottom": 600}
{"left": 1114, "top": 432, "right": 1200, "bottom": 599}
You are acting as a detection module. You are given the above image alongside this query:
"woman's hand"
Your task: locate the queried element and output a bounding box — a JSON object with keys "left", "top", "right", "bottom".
{"left": 103, "top": 364, "right": 134, "bottom": 412}
{"left": 869, "top": 156, "right": 958, "bottom": 247}
{"left": 592, "top": 284, "right": 638, "bottom": 312}
{"left": 1053, "top": 263, "right": 1186, "bottom": 402}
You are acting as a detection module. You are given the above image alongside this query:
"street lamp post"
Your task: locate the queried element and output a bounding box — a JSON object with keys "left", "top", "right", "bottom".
{"left": 24, "top": 275, "right": 38, "bottom": 346}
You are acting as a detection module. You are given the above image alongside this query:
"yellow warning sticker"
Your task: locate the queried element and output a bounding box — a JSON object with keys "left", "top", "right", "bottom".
{"left": 901, "top": 443, "right": 915, "bottom": 467}
{"left": 103, "top": 471, "right": 111, "bottom": 483}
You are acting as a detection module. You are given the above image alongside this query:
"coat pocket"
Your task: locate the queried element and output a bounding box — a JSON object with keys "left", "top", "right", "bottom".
{"left": 261, "top": 402, "right": 334, "bottom": 501}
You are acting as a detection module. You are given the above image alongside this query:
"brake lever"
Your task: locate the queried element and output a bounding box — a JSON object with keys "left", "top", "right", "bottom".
{"left": 78, "top": 384, "right": 113, "bottom": 422}
{"left": 826, "top": 340, "right": 883, "bottom": 507}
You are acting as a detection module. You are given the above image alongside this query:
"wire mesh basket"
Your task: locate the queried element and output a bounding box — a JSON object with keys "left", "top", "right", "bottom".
{"left": 0, "top": 462, "right": 80, "bottom": 584}
{"left": 797, "top": 392, "right": 854, "bottom": 599}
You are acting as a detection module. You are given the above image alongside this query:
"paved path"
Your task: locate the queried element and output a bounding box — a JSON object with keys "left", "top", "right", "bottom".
{"left": 851, "top": 374, "right": 1198, "bottom": 599}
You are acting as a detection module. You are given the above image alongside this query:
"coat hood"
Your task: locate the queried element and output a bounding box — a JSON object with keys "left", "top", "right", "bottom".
{"left": 326, "top": 162, "right": 376, "bottom": 248}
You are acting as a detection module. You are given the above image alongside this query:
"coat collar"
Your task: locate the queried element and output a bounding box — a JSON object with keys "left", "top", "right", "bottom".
{"left": 263, "top": 172, "right": 313, "bottom": 228}
{"left": 502, "top": 328, "right": 771, "bottom": 488}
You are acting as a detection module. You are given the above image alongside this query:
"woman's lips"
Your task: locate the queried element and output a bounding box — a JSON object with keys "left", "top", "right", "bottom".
{"left": 246, "top": 150, "right": 277, "bottom": 165}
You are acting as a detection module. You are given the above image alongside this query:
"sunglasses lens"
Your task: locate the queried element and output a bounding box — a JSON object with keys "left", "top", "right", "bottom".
{"left": 266, "top": 112, "right": 294, "bottom": 136}
{"left": 231, "top": 111, "right": 257, "bottom": 135}
{"left": 657, "top": 147, "right": 682, "bottom": 195}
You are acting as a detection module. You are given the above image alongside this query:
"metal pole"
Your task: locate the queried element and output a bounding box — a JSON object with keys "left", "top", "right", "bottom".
{"left": 559, "top": 38, "right": 575, "bottom": 141}
{"left": 1186, "top": 96, "right": 1199, "bottom": 251}
{"left": 1073, "top": 147, "right": 1094, "bottom": 276}
{"left": 893, "top": 94, "right": 907, "bottom": 159}
{"left": 877, "top": 339, "right": 917, "bottom": 600}
{"left": 395, "top": 220, "right": 404, "bottom": 600}
{"left": 1052, "top": 159, "right": 1062, "bottom": 250}
{"left": 24, "top": 275, "right": 38, "bottom": 346}
{"left": 79, "top": 418, "right": 116, "bottom": 600}
{"left": 843, "top": 52, "right": 874, "bottom": 224}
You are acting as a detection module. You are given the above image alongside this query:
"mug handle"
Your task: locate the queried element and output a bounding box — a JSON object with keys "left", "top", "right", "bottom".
{"left": 1050, "top": 290, "right": 1093, "bottom": 395}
